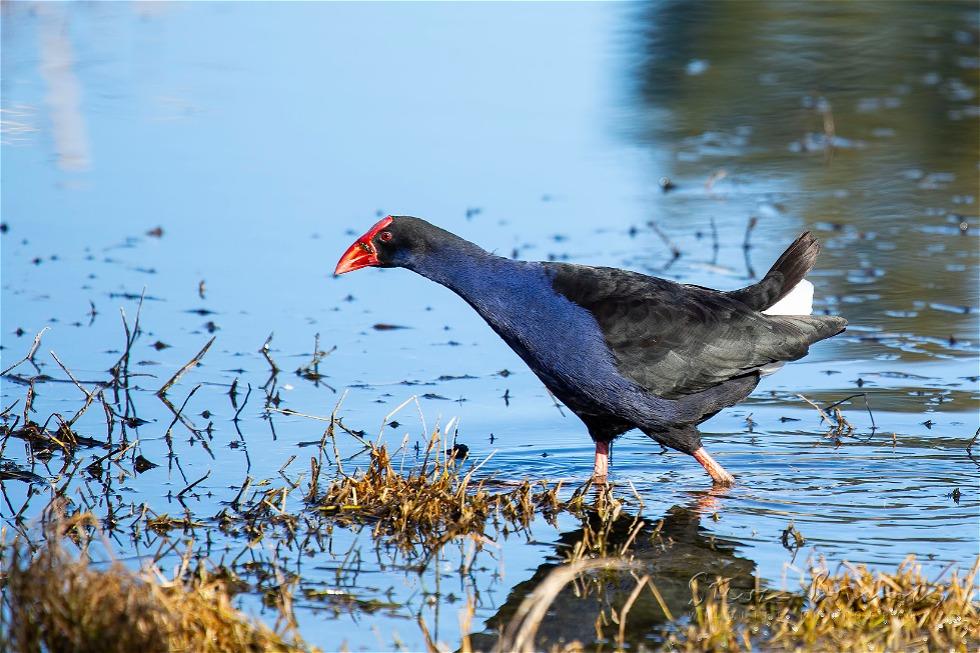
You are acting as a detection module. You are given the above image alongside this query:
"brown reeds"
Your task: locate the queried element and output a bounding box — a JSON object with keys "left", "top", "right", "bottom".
{"left": 313, "top": 438, "right": 572, "bottom": 560}
{"left": 1, "top": 514, "right": 318, "bottom": 653}
{"left": 665, "top": 556, "right": 980, "bottom": 652}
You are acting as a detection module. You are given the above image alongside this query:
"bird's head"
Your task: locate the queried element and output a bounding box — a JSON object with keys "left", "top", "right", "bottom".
{"left": 334, "top": 215, "right": 450, "bottom": 275}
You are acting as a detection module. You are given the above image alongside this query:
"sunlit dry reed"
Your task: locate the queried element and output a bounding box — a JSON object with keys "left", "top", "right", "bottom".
{"left": 0, "top": 514, "right": 318, "bottom": 653}
{"left": 666, "top": 556, "right": 980, "bottom": 652}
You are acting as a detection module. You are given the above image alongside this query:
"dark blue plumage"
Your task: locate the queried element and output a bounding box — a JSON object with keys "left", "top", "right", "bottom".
{"left": 335, "top": 216, "right": 847, "bottom": 485}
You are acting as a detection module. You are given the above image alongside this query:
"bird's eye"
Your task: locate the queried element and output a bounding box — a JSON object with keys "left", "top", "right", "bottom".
{"left": 378, "top": 231, "right": 393, "bottom": 243}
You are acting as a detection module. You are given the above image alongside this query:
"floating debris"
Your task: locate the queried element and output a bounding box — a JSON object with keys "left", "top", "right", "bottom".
{"left": 372, "top": 323, "right": 409, "bottom": 331}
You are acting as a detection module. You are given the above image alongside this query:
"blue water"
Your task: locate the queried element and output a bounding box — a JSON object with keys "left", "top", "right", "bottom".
{"left": 2, "top": 3, "right": 977, "bottom": 650}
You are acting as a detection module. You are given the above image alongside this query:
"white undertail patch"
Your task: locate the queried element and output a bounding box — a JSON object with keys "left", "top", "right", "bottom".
{"left": 763, "top": 279, "right": 814, "bottom": 316}
{"left": 759, "top": 279, "right": 814, "bottom": 376}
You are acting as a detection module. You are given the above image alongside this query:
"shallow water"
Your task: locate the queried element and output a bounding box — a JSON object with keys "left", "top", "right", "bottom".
{"left": 2, "top": 2, "right": 978, "bottom": 650}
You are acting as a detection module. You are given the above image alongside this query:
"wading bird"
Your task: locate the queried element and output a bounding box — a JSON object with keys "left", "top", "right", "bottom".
{"left": 335, "top": 216, "right": 845, "bottom": 485}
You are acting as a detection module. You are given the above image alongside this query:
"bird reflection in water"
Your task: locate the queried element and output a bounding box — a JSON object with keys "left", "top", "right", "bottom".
{"left": 469, "top": 490, "right": 756, "bottom": 651}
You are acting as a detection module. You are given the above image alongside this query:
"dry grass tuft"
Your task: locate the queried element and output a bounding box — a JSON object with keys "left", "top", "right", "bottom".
{"left": 666, "top": 556, "right": 980, "bottom": 652}
{"left": 1, "top": 515, "right": 317, "bottom": 653}
{"left": 314, "top": 440, "right": 584, "bottom": 558}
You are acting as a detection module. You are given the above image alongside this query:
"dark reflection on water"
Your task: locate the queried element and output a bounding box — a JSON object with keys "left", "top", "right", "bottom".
{"left": 473, "top": 493, "right": 757, "bottom": 650}
{"left": 1, "top": 1, "right": 978, "bottom": 651}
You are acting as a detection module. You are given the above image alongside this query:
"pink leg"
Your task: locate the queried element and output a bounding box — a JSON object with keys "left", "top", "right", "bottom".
{"left": 593, "top": 440, "right": 610, "bottom": 483}
{"left": 692, "top": 447, "right": 735, "bottom": 486}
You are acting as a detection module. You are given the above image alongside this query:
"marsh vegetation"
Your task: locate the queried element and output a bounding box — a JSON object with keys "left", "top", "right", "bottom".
{"left": 2, "top": 1, "right": 978, "bottom": 650}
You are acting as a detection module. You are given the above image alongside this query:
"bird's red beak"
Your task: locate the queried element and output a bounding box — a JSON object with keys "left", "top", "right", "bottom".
{"left": 334, "top": 216, "right": 394, "bottom": 275}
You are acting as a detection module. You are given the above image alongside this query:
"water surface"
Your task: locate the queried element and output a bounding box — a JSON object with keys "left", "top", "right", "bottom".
{"left": 2, "top": 2, "right": 977, "bottom": 650}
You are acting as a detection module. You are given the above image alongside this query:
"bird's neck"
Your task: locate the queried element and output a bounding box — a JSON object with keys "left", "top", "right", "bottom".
{"left": 406, "top": 237, "right": 519, "bottom": 301}
{"left": 407, "top": 239, "right": 556, "bottom": 368}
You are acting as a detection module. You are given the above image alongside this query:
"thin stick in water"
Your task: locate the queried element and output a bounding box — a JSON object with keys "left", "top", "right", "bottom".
{"left": 157, "top": 336, "right": 215, "bottom": 396}
{"left": 1, "top": 327, "right": 50, "bottom": 376}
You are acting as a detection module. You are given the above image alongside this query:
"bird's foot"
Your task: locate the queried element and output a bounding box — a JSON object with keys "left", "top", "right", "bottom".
{"left": 692, "top": 447, "right": 735, "bottom": 486}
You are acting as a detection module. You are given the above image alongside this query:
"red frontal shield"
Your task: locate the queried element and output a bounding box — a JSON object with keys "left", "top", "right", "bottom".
{"left": 334, "top": 216, "right": 394, "bottom": 275}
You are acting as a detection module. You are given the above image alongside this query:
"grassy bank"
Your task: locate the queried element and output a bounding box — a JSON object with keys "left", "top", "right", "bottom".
{"left": 1, "top": 513, "right": 316, "bottom": 653}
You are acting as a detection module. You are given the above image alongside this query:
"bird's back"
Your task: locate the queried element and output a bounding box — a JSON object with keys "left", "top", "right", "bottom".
{"left": 543, "top": 262, "right": 845, "bottom": 400}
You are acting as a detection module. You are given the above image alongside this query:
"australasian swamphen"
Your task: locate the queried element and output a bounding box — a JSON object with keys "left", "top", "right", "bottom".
{"left": 335, "top": 216, "right": 846, "bottom": 485}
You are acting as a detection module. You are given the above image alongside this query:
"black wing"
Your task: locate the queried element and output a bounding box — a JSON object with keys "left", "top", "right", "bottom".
{"left": 545, "top": 263, "right": 845, "bottom": 399}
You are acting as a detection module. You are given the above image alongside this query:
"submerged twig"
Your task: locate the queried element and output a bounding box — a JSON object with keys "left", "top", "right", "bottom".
{"left": 1, "top": 327, "right": 49, "bottom": 376}
{"left": 742, "top": 216, "right": 758, "bottom": 278}
{"left": 966, "top": 427, "right": 980, "bottom": 470}
{"left": 797, "top": 392, "right": 876, "bottom": 444}
{"left": 108, "top": 290, "right": 145, "bottom": 390}
{"left": 823, "top": 392, "right": 876, "bottom": 431}
{"left": 648, "top": 220, "right": 682, "bottom": 262}
{"left": 616, "top": 573, "right": 651, "bottom": 647}
{"left": 233, "top": 383, "right": 252, "bottom": 423}
{"left": 177, "top": 470, "right": 211, "bottom": 498}
{"left": 260, "top": 333, "right": 280, "bottom": 375}
{"left": 157, "top": 337, "right": 215, "bottom": 396}
{"left": 498, "top": 559, "right": 636, "bottom": 653}
{"left": 163, "top": 384, "right": 203, "bottom": 439}
{"left": 797, "top": 393, "right": 832, "bottom": 423}
{"left": 50, "top": 351, "right": 102, "bottom": 427}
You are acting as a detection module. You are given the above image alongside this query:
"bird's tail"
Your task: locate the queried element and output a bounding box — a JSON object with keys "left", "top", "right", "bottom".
{"left": 768, "top": 314, "right": 848, "bottom": 346}
{"left": 727, "top": 231, "right": 821, "bottom": 313}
